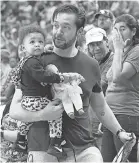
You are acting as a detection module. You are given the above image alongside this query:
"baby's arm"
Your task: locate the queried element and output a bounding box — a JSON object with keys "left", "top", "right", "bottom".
{"left": 26, "top": 58, "right": 63, "bottom": 83}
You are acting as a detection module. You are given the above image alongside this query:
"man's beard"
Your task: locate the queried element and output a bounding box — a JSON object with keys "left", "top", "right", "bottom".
{"left": 53, "top": 35, "right": 76, "bottom": 50}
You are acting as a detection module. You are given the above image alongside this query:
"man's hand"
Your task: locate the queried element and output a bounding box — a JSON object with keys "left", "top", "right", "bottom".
{"left": 41, "top": 99, "right": 64, "bottom": 121}
{"left": 118, "top": 131, "right": 136, "bottom": 143}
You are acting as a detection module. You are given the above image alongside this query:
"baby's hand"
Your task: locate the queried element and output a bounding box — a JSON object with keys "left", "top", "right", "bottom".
{"left": 45, "top": 64, "right": 59, "bottom": 74}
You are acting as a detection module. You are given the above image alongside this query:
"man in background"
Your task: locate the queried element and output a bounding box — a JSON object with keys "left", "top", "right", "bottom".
{"left": 86, "top": 27, "right": 113, "bottom": 149}
{"left": 94, "top": 9, "right": 115, "bottom": 52}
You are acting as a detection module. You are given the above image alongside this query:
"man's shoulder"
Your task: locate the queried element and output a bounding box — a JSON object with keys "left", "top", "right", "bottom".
{"left": 79, "top": 50, "right": 98, "bottom": 65}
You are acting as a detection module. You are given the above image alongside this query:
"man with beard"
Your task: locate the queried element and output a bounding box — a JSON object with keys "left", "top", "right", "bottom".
{"left": 94, "top": 9, "right": 115, "bottom": 52}
{"left": 10, "top": 4, "right": 133, "bottom": 162}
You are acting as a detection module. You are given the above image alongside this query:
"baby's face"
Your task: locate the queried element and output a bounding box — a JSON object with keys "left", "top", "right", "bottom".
{"left": 22, "top": 32, "right": 45, "bottom": 56}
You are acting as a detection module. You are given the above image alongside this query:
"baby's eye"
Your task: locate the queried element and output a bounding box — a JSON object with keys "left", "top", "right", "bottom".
{"left": 30, "top": 40, "right": 35, "bottom": 44}
{"left": 39, "top": 41, "right": 44, "bottom": 44}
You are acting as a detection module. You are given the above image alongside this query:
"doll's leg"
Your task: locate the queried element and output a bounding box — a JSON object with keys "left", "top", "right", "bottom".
{"left": 70, "top": 93, "right": 84, "bottom": 115}
{"left": 62, "top": 96, "right": 75, "bottom": 119}
{"left": 47, "top": 116, "right": 67, "bottom": 158}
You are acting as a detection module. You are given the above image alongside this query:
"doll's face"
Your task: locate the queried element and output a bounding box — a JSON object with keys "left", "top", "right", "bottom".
{"left": 46, "top": 64, "right": 59, "bottom": 74}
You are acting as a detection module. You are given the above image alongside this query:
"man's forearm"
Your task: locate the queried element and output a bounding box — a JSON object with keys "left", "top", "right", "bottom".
{"left": 94, "top": 102, "right": 122, "bottom": 135}
{"left": 90, "top": 92, "right": 122, "bottom": 135}
{"left": 9, "top": 89, "right": 44, "bottom": 122}
{"left": 9, "top": 102, "right": 44, "bottom": 122}
{"left": 10, "top": 89, "right": 63, "bottom": 122}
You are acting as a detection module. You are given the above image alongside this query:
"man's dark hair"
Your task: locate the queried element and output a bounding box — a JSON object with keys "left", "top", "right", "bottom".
{"left": 18, "top": 24, "right": 46, "bottom": 45}
{"left": 52, "top": 4, "right": 86, "bottom": 30}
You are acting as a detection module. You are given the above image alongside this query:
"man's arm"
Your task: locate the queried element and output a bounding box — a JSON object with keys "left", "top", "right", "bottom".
{"left": 90, "top": 91, "right": 121, "bottom": 135}
{"left": 90, "top": 57, "right": 133, "bottom": 142}
{"left": 90, "top": 91, "right": 133, "bottom": 142}
{"left": 9, "top": 89, "right": 63, "bottom": 122}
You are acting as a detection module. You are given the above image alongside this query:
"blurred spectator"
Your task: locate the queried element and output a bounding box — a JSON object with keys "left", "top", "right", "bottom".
{"left": 0, "top": 50, "right": 11, "bottom": 89}
{"left": 9, "top": 56, "right": 19, "bottom": 68}
{"left": 85, "top": 27, "right": 114, "bottom": 150}
{"left": 102, "top": 13, "right": 139, "bottom": 162}
{"left": 0, "top": 50, "right": 11, "bottom": 104}
{"left": 86, "top": 27, "right": 113, "bottom": 94}
{"left": 95, "top": 9, "right": 115, "bottom": 35}
{"left": 1, "top": 55, "right": 18, "bottom": 102}
{"left": 1, "top": 36, "right": 6, "bottom": 49}
{"left": 94, "top": 9, "right": 115, "bottom": 52}
{"left": 1, "top": 1, "right": 139, "bottom": 58}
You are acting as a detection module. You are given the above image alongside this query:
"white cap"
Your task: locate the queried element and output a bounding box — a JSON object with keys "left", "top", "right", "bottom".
{"left": 85, "top": 28, "right": 107, "bottom": 45}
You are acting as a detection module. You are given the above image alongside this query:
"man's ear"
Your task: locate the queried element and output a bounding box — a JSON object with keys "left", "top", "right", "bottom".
{"left": 77, "top": 27, "right": 84, "bottom": 37}
{"left": 132, "top": 27, "right": 136, "bottom": 37}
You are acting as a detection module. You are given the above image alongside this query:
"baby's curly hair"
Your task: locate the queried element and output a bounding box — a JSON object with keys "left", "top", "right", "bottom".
{"left": 18, "top": 23, "right": 46, "bottom": 45}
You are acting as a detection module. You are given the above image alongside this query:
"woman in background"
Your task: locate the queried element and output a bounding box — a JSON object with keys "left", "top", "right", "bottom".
{"left": 101, "top": 14, "right": 139, "bottom": 162}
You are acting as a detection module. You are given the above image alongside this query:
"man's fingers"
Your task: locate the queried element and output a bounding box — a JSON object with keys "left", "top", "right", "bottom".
{"left": 57, "top": 104, "right": 64, "bottom": 111}
{"left": 129, "top": 132, "right": 136, "bottom": 139}
{"left": 125, "top": 132, "right": 136, "bottom": 141}
{"left": 51, "top": 99, "right": 61, "bottom": 105}
{"left": 50, "top": 100, "right": 64, "bottom": 110}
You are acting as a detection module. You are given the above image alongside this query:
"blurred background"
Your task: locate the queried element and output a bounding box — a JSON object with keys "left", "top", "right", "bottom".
{"left": 1, "top": 0, "right": 139, "bottom": 59}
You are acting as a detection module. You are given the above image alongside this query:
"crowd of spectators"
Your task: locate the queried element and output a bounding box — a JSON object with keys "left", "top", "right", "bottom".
{"left": 1, "top": 0, "right": 139, "bottom": 117}
{"left": 1, "top": 1, "right": 139, "bottom": 59}
{"left": 1, "top": 1, "right": 139, "bottom": 162}
{"left": 1, "top": 0, "right": 139, "bottom": 113}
